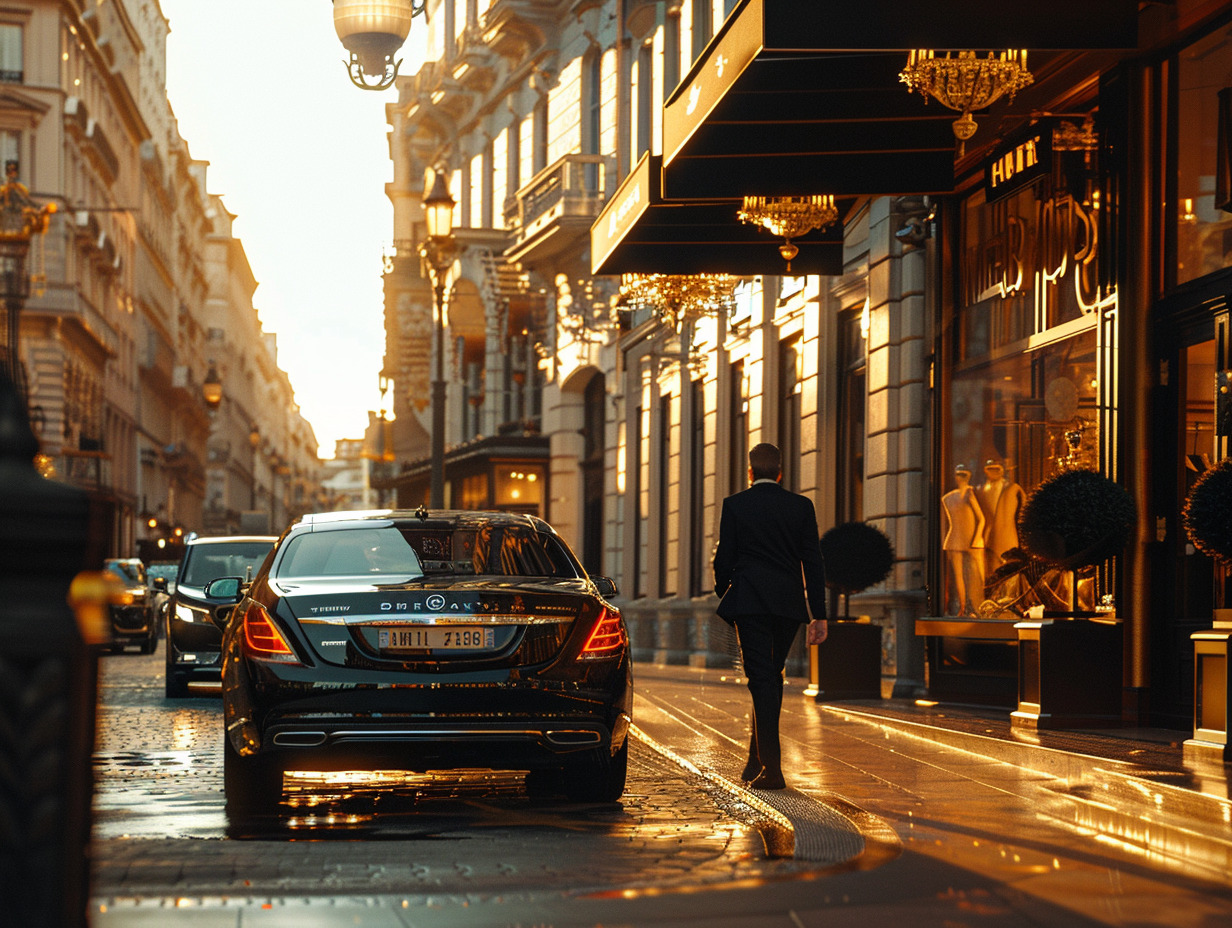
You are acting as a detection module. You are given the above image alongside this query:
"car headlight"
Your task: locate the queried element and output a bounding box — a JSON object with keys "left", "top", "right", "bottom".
{"left": 175, "top": 602, "right": 205, "bottom": 623}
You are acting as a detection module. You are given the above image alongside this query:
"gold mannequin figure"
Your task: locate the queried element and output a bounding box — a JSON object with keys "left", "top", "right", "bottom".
{"left": 941, "top": 463, "right": 986, "bottom": 616}
{"left": 977, "top": 459, "right": 1026, "bottom": 574}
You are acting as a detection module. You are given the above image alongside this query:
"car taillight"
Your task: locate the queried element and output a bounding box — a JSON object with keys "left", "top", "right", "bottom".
{"left": 580, "top": 606, "right": 625, "bottom": 658}
{"left": 242, "top": 602, "right": 298, "bottom": 663}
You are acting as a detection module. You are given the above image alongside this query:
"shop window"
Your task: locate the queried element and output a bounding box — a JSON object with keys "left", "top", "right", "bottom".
{"left": 838, "top": 306, "right": 866, "bottom": 524}
{"left": 495, "top": 467, "right": 542, "bottom": 513}
{"left": 657, "top": 391, "right": 675, "bottom": 597}
{"left": 1175, "top": 28, "right": 1232, "bottom": 286}
{"left": 458, "top": 473, "right": 489, "bottom": 510}
{"left": 689, "top": 378, "right": 706, "bottom": 596}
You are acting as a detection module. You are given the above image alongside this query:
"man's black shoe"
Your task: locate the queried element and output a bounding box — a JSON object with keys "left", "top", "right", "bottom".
{"left": 740, "top": 760, "right": 762, "bottom": 782}
{"left": 746, "top": 770, "right": 786, "bottom": 790}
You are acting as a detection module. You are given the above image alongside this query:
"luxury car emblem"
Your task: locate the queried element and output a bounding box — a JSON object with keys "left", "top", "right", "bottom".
{"left": 426, "top": 594, "right": 446, "bottom": 611}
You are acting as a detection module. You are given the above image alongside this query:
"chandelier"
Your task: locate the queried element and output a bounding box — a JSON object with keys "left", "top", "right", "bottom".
{"left": 899, "top": 50, "right": 1033, "bottom": 154}
{"left": 736, "top": 195, "right": 838, "bottom": 272}
{"left": 619, "top": 273, "right": 738, "bottom": 331}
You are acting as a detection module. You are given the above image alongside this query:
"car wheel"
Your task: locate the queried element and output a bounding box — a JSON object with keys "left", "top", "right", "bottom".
{"left": 223, "top": 736, "right": 283, "bottom": 815}
{"left": 564, "top": 737, "right": 628, "bottom": 803}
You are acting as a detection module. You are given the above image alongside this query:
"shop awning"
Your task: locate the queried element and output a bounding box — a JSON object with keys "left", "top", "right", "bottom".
{"left": 591, "top": 153, "right": 846, "bottom": 277}
{"left": 591, "top": 0, "right": 1137, "bottom": 274}
{"left": 661, "top": 0, "right": 1138, "bottom": 200}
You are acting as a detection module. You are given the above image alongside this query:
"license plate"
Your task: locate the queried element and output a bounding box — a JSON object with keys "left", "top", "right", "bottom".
{"left": 377, "top": 626, "right": 495, "bottom": 651}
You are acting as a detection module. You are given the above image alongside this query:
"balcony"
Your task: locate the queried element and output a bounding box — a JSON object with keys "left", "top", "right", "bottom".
{"left": 59, "top": 449, "right": 111, "bottom": 490}
{"left": 504, "top": 154, "right": 610, "bottom": 265}
{"left": 481, "top": 0, "right": 559, "bottom": 61}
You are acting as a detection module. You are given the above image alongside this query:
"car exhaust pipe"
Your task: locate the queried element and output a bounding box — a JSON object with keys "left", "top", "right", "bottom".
{"left": 272, "top": 731, "right": 328, "bottom": 747}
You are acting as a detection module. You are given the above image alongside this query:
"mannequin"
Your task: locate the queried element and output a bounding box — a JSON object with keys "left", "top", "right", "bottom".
{"left": 977, "top": 459, "right": 1026, "bottom": 574}
{"left": 941, "top": 463, "right": 986, "bottom": 616}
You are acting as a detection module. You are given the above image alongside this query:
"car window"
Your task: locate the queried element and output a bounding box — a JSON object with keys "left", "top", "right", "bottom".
{"left": 181, "top": 542, "right": 273, "bottom": 587}
{"left": 277, "top": 528, "right": 424, "bottom": 579}
{"left": 105, "top": 561, "right": 144, "bottom": 585}
{"left": 399, "top": 525, "right": 580, "bottom": 578}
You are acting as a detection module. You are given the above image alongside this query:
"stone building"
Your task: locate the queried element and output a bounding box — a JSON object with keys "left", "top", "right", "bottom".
{"left": 5, "top": 1, "right": 320, "bottom": 558}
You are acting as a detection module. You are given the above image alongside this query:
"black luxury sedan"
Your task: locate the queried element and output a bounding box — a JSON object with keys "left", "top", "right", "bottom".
{"left": 210, "top": 509, "right": 632, "bottom": 814}
{"left": 165, "top": 534, "right": 277, "bottom": 697}
{"left": 102, "top": 558, "right": 156, "bottom": 654}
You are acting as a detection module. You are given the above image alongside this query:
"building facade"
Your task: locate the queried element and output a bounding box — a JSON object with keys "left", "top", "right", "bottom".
{"left": 383, "top": 0, "right": 1232, "bottom": 728}
{"left": 4, "top": 1, "right": 321, "bottom": 559}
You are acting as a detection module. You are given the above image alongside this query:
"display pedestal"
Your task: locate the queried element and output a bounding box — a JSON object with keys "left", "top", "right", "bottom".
{"left": 1184, "top": 612, "right": 1232, "bottom": 766}
{"left": 1012, "top": 615, "right": 1122, "bottom": 730}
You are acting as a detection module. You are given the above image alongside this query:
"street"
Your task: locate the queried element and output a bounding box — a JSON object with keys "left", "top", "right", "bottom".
{"left": 91, "top": 648, "right": 1232, "bottom": 927}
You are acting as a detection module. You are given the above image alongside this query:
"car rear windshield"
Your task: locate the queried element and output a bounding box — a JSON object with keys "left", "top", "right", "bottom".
{"left": 181, "top": 542, "right": 273, "bottom": 587}
{"left": 274, "top": 524, "right": 580, "bottom": 580}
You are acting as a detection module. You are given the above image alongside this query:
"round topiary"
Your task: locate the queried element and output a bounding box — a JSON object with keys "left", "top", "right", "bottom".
{"left": 819, "top": 521, "right": 895, "bottom": 595}
{"left": 1182, "top": 457, "right": 1232, "bottom": 564}
{"left": 1018, "top": 469, "right": 1136, "bottom": 570}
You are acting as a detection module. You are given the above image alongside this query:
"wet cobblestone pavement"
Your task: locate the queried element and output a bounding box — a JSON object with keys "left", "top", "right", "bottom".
{"left": 91, "top": 652, "right": 815, "bottom": 901}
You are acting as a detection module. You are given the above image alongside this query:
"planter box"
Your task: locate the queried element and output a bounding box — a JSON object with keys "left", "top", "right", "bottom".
{"left": 1012, "top": 616, "right": 1122, "bottom": 729}
{"left": 1183, "top": 611, "right": 1232, "bottom": 766}
{"left": 813, "top": 619, "right": 882, "bottom": 701}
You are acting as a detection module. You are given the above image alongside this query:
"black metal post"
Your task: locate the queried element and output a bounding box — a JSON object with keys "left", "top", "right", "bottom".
{"left": 0, "top": 370, "right": 99, "bottom": 927}
{"left": 430, "top": 274, "right": 446, "bottom": 509}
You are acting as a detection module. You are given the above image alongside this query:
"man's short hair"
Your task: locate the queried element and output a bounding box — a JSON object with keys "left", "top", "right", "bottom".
{"left": 749, "top": 443, "right": 781, "bottom": 480}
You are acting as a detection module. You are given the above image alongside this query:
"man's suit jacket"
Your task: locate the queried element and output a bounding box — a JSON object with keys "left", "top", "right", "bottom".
{"left": 712, "top": 481, "right": 828, "bottom": 625}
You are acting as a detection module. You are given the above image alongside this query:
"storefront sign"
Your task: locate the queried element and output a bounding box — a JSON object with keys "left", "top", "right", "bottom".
{"left": 985, "top": 127, "right": 1052, "bottom": 202}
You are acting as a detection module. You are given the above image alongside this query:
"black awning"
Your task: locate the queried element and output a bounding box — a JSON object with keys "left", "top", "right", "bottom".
{"left": 591, "top": 0, "right": 1137, "bottom": 274}
{"left": 660, "top": 0, "right": 1137, "bottom": 199}
{"left": 591, "top": 153, "right": 844, "bottom": 276}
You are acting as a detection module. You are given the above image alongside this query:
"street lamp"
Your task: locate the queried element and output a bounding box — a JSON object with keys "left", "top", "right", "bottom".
{"left": 202, "top": 361, "right": 222, "bottom": 412}
{"left": 420, "top": 170, "right": 456, "bottom": 510}
{"left": 248, "top": 424, "right": 260, "bottom": 510}
{"left": 333, "top": 0, "right": 425, "bottom": 91}
{"left": 0, "top": 160, "right": 56, "bottom": 403}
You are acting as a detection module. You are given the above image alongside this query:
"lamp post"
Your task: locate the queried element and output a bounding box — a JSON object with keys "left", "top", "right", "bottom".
{"left": 0, "top": 161, "right": 56, "bottom": 404}
{"left": 333, "top": 0, "right": 425, "bottom": 91}
{"left": 248, "top": 424, "right": 260, "bottom": 510}
{"left": 420, "top": 170, "right": 456, "bottom": 510}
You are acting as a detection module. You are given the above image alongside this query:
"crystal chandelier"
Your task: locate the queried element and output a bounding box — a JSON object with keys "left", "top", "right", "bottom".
{"left": 899, "top": 50, "right": 1033, "bottom": 154}
{"left": 619, "top": 273, "right": 738, "bottom": 332}
{"left": 736, "top": 195, "right": 838, "bottom": 272}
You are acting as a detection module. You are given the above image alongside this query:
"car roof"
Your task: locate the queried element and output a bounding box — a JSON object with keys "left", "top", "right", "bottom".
{"left": 186, "top": 535, "right": 278, "bottom": 546}
{"left": 292, "top": 509, "right": 555, "bottom": 535}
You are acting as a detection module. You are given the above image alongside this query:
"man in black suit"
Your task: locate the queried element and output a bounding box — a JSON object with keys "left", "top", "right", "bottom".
{"left": 713, "top": 442, "right": 827, "bottom": 790}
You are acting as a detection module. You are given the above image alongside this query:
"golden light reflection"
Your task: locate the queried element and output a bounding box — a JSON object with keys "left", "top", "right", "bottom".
{"left": 171, "top": 714, "right": 196, "bottom": 752}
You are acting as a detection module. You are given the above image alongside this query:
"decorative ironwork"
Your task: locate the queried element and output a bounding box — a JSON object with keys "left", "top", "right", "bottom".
{"left": 899, "top": 50, "right": 1033, "bottom": 154}
{"left": 737, "top": 195, "right": 838, "bottom": 272}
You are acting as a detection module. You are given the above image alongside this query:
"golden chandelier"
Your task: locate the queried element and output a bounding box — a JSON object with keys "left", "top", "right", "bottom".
{"left": 736, "top": 195, "right": 838, "bottom": 272}
{"left": 899, "top": 50, "right": 1033, "bottom": 153}
{"left": 619, "top": 273, "right": 738, "bottom": 331}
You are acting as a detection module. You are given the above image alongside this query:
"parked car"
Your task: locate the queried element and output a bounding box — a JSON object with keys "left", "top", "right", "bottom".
{"left": 146, "top": 560, "right": 179, "bottom": 629}
{"left": 165, "top": 535, "right": 277, "bottom": 697}
{"left": 210, "top": 509, "right": 631, "bottom": 815}
{"left": 102, "top": 558, "right": 157, "bottom": 654}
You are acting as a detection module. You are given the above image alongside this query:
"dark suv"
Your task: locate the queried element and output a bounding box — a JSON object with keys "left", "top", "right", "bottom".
{"left": 165, "top": 535, "right": 276, "bottom": 697}
{"left": 102, "top": 558, "right": 156, "bottom": 654}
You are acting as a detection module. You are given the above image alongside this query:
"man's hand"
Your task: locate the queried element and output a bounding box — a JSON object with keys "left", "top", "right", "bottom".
{"left": 806, "top": 618, "right": 828, "bottom": 645}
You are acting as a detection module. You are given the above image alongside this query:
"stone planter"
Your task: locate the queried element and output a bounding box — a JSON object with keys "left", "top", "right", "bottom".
{"left": 1012, "top": 615, "right": 1122, "bottom": 729}
{"left": 812, "top": 618, "right": 882, "bottom": 701}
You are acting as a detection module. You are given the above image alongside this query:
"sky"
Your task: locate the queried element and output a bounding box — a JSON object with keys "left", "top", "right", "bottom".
{"left": 160, "top": 1, "right": 416, "bottom": 459}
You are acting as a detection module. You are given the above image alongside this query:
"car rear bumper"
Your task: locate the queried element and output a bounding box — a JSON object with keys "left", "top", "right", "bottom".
{"left": 109, "top": 605, "right": 152, "bottom": 638}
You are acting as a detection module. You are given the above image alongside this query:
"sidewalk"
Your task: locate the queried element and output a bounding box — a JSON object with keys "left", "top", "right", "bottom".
{"left": 632, "top": 662, "right": 1232, "bottom": 885}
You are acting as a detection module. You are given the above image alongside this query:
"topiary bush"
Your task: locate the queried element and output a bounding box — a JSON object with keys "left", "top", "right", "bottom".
{"left": 819, "top": 521, "right": 895, "bottom": 608}
{"left": 1018, "top": 469, "right": 1137, "bottom": 571}
{"left": 1182, "top": 457, "right": 1232, "bottom": 565}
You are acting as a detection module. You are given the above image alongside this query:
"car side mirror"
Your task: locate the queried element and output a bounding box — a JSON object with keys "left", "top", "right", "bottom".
{"left": 593, "top": 576, "right": 619, "bottom": 598}
{"left": 204, "top": 576, "right": 243, "bottom": 602}
{"left": 152, "top": 577, "right": 167, "bottom": 592}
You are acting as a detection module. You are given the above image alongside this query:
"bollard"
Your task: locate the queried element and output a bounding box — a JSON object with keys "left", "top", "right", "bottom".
{"left": 0, "top": 371, "right": 102, "bottom": 928}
